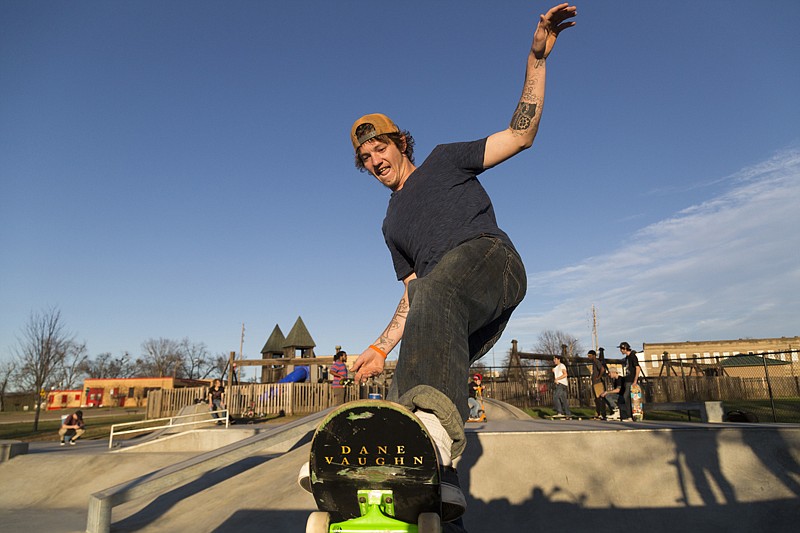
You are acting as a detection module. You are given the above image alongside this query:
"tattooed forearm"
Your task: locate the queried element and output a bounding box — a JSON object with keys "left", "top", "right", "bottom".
{"left": 384, "top": 297, "right": 408, "bottom": 334}
{"left": 396, "top": 297, "right": 409, "bottom": 316}
{"left": 385, "top": 317, "right": 402, "bottom": 333}
{"left": 376, "top": 336, "right": 392, "bottom": 350}
{"left": 375, "top": 296, "right": 409, "bottom": 352}
{"left": 510, "top": 101, "right": 537, "bottom": 131}
{"left": 510, "top": 58, "right": 545, "bottom": 134}
{"left": 520, "top": 68, "right": 543, "bottom": 100}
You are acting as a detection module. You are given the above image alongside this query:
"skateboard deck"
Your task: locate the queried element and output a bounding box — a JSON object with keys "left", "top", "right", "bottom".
{"left": 307, "top": 399, "right": 441, "bottom": 532}
{"left": 631, "top": 384, "right": 644, "bottom": 421}
{"left": 467, "top": 410, "right": 486, "bottom": 423}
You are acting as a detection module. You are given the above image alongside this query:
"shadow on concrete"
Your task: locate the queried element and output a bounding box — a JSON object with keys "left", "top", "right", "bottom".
{"left": 741, "top": 427, "right": 800, "bottom": 496}
{"left": 113, "top": 456, "right": 276, "bottom": 532}
{"left": 201, "top": 500, "right": 798, "bottom": 533}
{"left": 107, "top": 409, "right": 800, "bottom": 533}
{"left": 670, "top": 429, "right": 737, "bottom": 506}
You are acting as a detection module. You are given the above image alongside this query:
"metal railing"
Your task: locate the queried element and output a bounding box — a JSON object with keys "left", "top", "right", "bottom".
{"left": 108, "top": 409, "right": 229, "bottom": 448}
{"left": 87, "top": 409, "right": 329, "bottom": 533}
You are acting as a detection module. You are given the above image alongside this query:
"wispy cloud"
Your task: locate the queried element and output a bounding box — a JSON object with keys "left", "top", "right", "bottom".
{"left": 508, "top": 147, "right": 800, "bottom": 351}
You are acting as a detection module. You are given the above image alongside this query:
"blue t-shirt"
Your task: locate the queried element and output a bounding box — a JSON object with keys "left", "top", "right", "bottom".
{"left": 382, "top": 138, "right": 514, "bottom": 280}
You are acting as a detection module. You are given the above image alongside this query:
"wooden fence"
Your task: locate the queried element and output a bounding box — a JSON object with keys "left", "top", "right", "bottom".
{"left": 146, "top": 373, "right": 799, "bottom": 420}
{"left": 147, "top": 382, "right": 387, "bottom": 420}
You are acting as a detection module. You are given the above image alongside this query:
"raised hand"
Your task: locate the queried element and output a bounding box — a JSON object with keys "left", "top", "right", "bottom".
{"left": 532, "top": 3, "right": 577, "bottom": 59}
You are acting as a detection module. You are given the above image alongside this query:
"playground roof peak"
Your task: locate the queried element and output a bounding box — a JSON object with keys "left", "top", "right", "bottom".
{"left": 283, "top": 316, "right": 316, "bottom": 349}
{"left": 261, "top": 324, "right": 286, "bottom": 355}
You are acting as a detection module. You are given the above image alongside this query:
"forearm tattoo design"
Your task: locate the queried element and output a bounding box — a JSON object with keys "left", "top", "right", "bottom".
{"left": 510, "top": 58, "right": 545, "bottom": 132}
{"left": 377, "top": 296, "right": 409, "bottom": 351}
{"left": 510, "top": 101, "right": 537, "bottom": 131}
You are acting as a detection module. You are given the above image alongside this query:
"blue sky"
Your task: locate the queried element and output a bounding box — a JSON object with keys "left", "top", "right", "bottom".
{"left": 2, "top": 1, "right": 799, "bottom": 371}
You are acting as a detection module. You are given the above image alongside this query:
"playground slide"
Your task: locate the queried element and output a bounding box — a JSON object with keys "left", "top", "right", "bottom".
{"left": 278, "top": 366, "right": 310, "bottom": 383}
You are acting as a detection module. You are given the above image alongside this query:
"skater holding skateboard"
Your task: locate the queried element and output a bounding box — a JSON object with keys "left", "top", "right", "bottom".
{"left": 328, "top": 3, "right": 577, "bottom": 523}
{"left": 588, "top": 349, "right": 607, "bottom": 419}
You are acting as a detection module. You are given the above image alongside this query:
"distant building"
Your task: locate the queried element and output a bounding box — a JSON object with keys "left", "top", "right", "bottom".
{"left": 641, "top": 336, "right": 799, "bottom": 378}
{"left": 44, "top": 377, "right": 209, "bottom": 410}
{"left": 46, "top": 389, "right": 83, "bottom": 411}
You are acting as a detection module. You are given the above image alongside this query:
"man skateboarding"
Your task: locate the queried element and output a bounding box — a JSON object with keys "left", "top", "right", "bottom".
{"left": 345, "top": 2, "right": 578, "bottom": 524}
{"left": 306, "top": 400, "right": 443, "bottom": 532}
{"left": 467, "top": 374, "right": 486, "bottom": 422}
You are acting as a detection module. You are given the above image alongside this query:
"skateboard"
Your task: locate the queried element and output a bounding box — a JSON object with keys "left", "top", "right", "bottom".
{"left": 630, "top": 384, "right": 644, "bottom": 421}
{"left": 306, "top": 399, "right": 442, "bottom": 532}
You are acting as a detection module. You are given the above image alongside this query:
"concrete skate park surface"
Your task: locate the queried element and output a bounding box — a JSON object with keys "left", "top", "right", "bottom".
{"left": 0, "top": 399, "right": 798, "bottom": 533}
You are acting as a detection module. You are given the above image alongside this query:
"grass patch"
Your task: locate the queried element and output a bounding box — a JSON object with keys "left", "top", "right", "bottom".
{"left": 523, "top": 399, "right": 800, "bottom": 423}
{"left": 721, "top": 399, "right": 800, "bottom": 423}
{"left": 524, "top": 406, "right": 709, "bottom": 422}
{"left": 0, "top": 414, "right": 146, "bottom": 442}
{"left": 0, "top": 410, "right": 308, "bottom": 443}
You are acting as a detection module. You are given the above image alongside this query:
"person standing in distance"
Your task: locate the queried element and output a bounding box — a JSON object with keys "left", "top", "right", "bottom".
{"left": 329, "top": 350, "right": 349, "bottom": 405}
{"left": 617, "top": 341, "right": 640, "bottom": 421}
{"left": 588, "top": 349, "right": 607, "bottom": 419}
{"left": 551, "top": 354, "right": 572, "bottom": 418}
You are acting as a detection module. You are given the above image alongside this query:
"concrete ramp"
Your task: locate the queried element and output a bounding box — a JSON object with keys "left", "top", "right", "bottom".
{"left": 110, "top": 418, "right": 800, "bottom": 532}
{"left": 1, "top": 405, "right": 799, "bottom": 533}
{"left": 0, "top": 451, "right": 197, "bottom": 533}
{"left": 458, "top": 420, "right": 800, "bottom": 532}
{"left": 480, "top": 397, "right": 531, "bottom": 420}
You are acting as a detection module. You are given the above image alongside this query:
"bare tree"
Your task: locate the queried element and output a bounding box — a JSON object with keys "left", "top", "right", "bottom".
{"left": 0, "top": 359, "right": 17, "bottom": 412}
{"left": 205, "top": 352, "right": 230, "bottom": 381}
{"left": 178, "top": 338, "right": 210, "bottom": 379}
{"left": 13, "top": 307, "right": 74, "bottom": 430}
{"left": 136, "top": 338, "right": 183, "bottom": 377}
{"left": 79, "top": 351, "right": 134, "bottom": 379}
{"left": 534, "top": 330, "right": 583, "bottom": 360}
{"left": 51, "top": 340, "right": 89, "bottom": 389}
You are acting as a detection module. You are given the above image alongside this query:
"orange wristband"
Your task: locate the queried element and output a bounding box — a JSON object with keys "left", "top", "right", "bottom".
{"left": 369, "top": 344, "right": 388, "bottom": 359}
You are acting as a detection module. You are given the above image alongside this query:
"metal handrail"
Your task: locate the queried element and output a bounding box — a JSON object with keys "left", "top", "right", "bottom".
{"left": 108, "top": 409, "right": 229, "bottom": 448}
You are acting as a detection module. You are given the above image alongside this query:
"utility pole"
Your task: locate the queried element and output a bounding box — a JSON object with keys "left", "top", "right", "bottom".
{"left": 239, "top": 323, "right": 246, "bottom": 381}
{"left": 592, "top": 304, "right": 599, "bottom": 352}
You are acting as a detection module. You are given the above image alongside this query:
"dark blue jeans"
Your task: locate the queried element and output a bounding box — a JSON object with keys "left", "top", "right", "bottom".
{"left": 388, "top": 236, "right": 527, "bottom": 422}
{"left": 619, "top": 381, "right": 633, "bottom": 419}
{"left": 210, "top": 399, "right": 223, "bottom": 419}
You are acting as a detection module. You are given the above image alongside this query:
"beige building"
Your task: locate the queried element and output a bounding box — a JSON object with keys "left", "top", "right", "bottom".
{"left": 640, "top": 336, "right": 799, "bottom": 378}
{"left": 85, "top": 377, "right": 210, "bottom": 408}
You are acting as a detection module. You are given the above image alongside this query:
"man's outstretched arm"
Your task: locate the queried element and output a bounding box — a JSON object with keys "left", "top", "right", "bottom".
{"left": 352, "top": 273, "right": 416, "bottom": 383}
{"left": 484, "top": 3, "right": 577, "bottom": 169}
